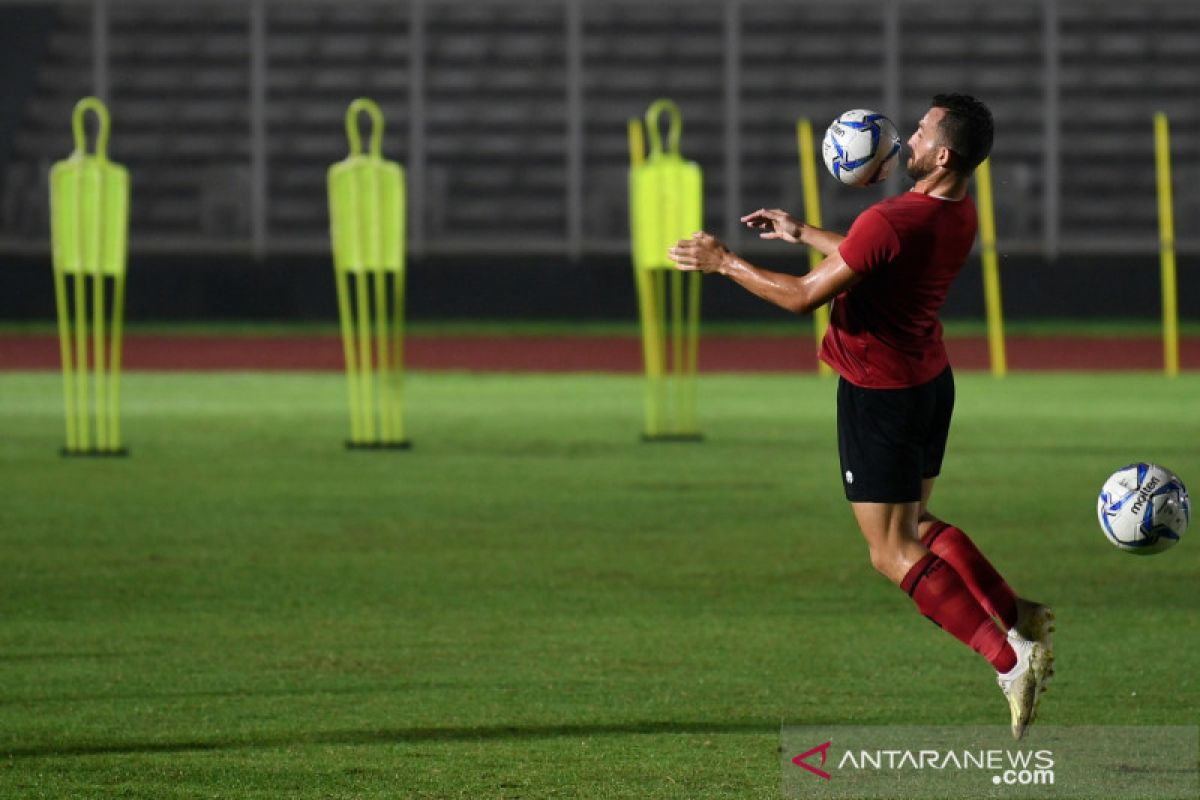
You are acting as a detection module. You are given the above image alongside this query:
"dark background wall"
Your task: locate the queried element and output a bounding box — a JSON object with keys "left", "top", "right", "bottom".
{"left": 3, "top": 253, "right": 1195, "bottom": 324}
{"left": 0, "top": 7, "right": 56, "bottom": 171}
{"left": 5, "top": 1, "right": 1200, "bottom": 291}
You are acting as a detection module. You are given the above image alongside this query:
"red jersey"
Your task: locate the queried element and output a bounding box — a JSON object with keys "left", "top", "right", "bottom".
{"left": 818, "top": 191, "right": 977, "bottom": 388}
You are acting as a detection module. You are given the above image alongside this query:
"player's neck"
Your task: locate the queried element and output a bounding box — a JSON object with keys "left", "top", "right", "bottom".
{"left": 911, "top": 169, "right": 969, "bottom": 201}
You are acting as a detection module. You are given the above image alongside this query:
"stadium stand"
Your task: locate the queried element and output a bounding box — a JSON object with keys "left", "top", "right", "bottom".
{"left": 1, "top": 0, "right": 1197, "bottom": 257}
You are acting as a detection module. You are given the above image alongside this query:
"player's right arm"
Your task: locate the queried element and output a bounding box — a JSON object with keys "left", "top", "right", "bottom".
{"left": 740, "top": 208, "right": 844, "bottom": 255}
{"left": 669, "top": 232, "right": 861, "bottom": 315}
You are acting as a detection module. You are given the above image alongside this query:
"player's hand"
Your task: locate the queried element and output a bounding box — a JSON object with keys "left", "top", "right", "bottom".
{"left": 740, "top": 208, "right": 803, "bottom": 243}
{"left": 668, "top": 232, "right": 729, "bottom": 274}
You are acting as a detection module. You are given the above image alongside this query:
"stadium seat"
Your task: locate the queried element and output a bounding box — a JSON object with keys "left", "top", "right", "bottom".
{"left": 3, "top": 1, "right": 1196, "bottom": 250}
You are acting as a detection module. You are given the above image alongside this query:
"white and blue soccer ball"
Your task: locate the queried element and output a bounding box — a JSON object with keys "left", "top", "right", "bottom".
{"left": 821, "top": 109, "right": 902, "bottom": 187}
{"left": 1097, "top": 463, "right": 1189, "bottom": 555}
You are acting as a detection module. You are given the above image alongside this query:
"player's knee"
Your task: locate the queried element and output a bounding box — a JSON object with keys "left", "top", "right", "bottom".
{"left": 867, "top": 545, "right": 896, "bottom": 578}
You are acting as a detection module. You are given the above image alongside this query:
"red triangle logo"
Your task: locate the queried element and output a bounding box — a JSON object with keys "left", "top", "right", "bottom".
{"left": 791, "top": 740, "right": 832, "bottom": 780}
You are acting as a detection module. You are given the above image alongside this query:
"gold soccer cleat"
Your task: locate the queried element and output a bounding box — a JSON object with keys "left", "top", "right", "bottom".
{"left": 997, "top": 636, "right": 1052, "bottom": 740}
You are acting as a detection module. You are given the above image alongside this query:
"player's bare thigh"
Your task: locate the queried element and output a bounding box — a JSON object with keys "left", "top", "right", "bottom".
{"left": 850, "top": 499, "right": 927, "bottom": 585}
{"left": 917, "top": 476, "right": 943, "bottom": 540}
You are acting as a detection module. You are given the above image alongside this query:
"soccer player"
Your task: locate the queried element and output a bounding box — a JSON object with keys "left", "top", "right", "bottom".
{"left": 668, "top": 94, "right": 1054, "bottom": 739}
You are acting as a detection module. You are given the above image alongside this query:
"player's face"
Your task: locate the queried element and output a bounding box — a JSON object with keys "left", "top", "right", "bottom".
{"left": 906, "top": 107, "right": 946, "bottom": 180}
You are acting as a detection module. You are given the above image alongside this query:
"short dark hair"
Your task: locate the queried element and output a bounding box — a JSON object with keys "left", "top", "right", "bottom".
{"left": 930, "top": 93, "right": 994, "bottom": 172}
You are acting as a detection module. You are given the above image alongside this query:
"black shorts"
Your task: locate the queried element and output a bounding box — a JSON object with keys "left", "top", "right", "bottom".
{"left": 836, "top": 366, "right": 955, "bottom": 503}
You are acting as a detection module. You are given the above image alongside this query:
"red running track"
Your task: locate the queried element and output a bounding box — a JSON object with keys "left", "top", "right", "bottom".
{"left": 1, "top": 334, "right": 1197, "bottom": 372}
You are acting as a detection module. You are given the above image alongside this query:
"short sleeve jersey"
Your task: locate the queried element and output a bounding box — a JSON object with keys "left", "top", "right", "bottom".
{"left": 818, "top": 191, "right": 977, "bottom": 388}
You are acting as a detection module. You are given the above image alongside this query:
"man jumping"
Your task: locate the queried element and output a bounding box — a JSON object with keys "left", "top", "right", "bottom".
{"left": 668, "top": 94, "right": 1054, "bottom": 739}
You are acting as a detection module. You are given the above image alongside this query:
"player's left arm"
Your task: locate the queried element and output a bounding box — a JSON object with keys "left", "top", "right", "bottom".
{"left": 669, "top": 231, "right": 861, "bottom": 315}
{"left": 740, "top": 208, "right": 844, "bottom": 255}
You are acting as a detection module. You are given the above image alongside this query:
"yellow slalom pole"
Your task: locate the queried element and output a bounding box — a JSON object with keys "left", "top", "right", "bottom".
{"left": 670, "top": 267, "right": 684, "bottom": 434}
{"left": 363, "top": 160, "right": 392, "bottom": 444}
{"left": 50, "top": 97, "right": 129, "bottom": 455}
{"left": 109, "top": 268, "right": 126, "bottom": 449}
{"left": 653, "top": 267, "right": 668, "bottom": 434}
{"left": 637, "top": 269, "right": 662, "bottom": 438}
{"left": 629, "top": 101, "right": 703, "bottom": 441}
{"left": 51, "top": 249, "right": 77, "bottom": 451}
{"left": 73, "top": 260, "right": 89, "bottom": 451}
{"left": 90, "top": 169, "right": 109, "bottom": 451}
{"left": 630, "top": 117, "right": 662, "bottom": 437}
{"left": 797, "top": 120, "right": 833, "bottom": 376}
{"left": 329, "top": 99, "right": 410, "bottom": 449}
{"left": 70, "top": 160, "right": 89, "bottom": 450}
{"left": 974, "top": 158, "right": 1007, "bottom": 377}
{"left": 334, "top": 269, "right": 361, "bottom": 443}
{"left": 390, "top": 270, "right": 406, "bottom": 442}
{"left": 355, "top": 271, "right": 375, "bottom": 442}
{"left": 1154, "top": 112, "right": 1179, "bottom": 378}
{"left": 684, "top": 270, "right": 701, "bottom": 433}
{"left": 329, "top": 167, "right": 362, "bottom": 444}
{"left": 351, "top": 155, "right": 376, "bottom": 444}
{"left": 374, "top": 268, "right": 391, "bottom": 443}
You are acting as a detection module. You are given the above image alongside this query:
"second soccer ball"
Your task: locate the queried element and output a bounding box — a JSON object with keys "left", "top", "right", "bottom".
{"left": 1097, "top": 462, "right": 1190, "bottom": 555}
{"left": 822, "top": 109, "right": 902, "bottom": 187}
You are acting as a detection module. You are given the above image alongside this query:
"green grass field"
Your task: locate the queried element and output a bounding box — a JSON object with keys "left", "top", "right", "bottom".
{"left": 0, "top": 371, "right": 1197, "bottom": 798}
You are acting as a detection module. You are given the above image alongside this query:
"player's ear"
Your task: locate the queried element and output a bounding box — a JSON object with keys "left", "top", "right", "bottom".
{"left": 934, "top": 145, "right": 955, "bottom": 168}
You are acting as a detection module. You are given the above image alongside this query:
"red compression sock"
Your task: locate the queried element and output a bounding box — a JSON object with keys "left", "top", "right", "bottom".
{"left": 921, "top": 522, "right": 1018, "bottom": 630}
{"left": 901, "top": 553, "right": 1017, "bottom": 674}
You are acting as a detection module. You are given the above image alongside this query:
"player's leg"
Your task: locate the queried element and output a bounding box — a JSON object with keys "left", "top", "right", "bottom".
{"left": 850, "top": 498, "right": 1016, "bottom": 675}
{"left": 848, "top": 499, "right": 927, "bottom": 584}
{"left": 837, "top": 374, "right": 1016, "bottom": 674}
{"left": 918, "top": 480, "right": 1017, "bottom": 629}
{"left": 920, "top": 484, "right": 1053, "bottom": 645}
{"left": 909, "top": 493, "right": 1051, "bottom": 741}
{"left": 914, "top": 369, "right": 1035, "bottom": 632}
{"left": 910, "top": 370, "right": 1053, "bottom": 737}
